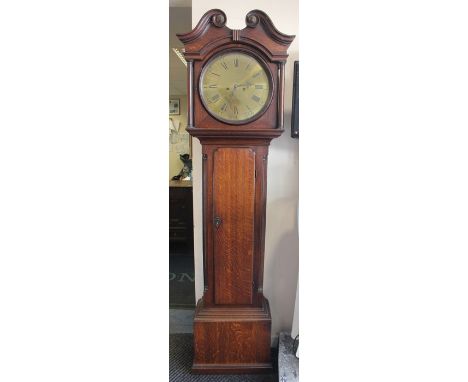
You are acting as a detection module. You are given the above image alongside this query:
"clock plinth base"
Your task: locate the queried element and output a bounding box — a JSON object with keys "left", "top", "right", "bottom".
{"left": 192, "top": 297, "right": 273, "bottom": 374}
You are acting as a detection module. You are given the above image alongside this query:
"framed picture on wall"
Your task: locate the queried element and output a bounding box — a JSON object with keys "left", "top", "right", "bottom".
{"left": 291, "top": 61, "right": 299, "bottom": 138}
{"left": 169, "top": 99, "right": 180, "bottom": 115}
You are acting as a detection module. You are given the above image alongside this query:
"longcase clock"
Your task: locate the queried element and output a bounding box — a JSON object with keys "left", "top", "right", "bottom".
{"left": 177, "top": 9, "right": 294, "bottom": 374}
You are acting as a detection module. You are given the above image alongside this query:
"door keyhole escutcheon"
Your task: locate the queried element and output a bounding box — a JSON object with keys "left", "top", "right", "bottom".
{"left": 214, "top": 216, "right": 222, "bottom": 229}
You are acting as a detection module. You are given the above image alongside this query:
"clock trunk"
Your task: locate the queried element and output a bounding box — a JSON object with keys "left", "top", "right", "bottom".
{"left": 192, "top": 141, "right": 272, "bottom": 373}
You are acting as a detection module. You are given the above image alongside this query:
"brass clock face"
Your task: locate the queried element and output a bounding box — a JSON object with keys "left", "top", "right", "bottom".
{"left": 199, "top": 52, "right": 272, "bottom": 124}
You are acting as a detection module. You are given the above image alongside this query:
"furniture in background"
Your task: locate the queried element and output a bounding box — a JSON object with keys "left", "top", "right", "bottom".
{"left": 169, "top": 180, "right": 193, "bottom": 255}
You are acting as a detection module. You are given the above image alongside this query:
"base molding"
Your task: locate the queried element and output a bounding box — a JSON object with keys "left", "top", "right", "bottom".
{"left": 192, "top": 297, "right": 273, "bottom": 374}
{"left": 192, "top": 362, "right": 273, "bottom": 374}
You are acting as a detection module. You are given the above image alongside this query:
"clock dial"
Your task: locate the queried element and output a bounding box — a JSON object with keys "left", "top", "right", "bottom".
{"left": 200, "top": 52, "right": 271, "bottom": 123}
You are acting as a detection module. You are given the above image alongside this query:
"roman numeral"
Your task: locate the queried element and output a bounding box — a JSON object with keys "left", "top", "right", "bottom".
{"left": 233, "top": 105, "right": 238, "bottom": 116}
{"left": 220, "top": 103, "right": 227, "bottom": 112}
{"left": 210, "top": 72, "right": 220, "bottom": 77}
{"left": 246, "top": 105, "right": 253, "bottom": 115}
{"left": 253, "top": 72, "right": 261, "bottom": 78}
{"left": 255, "top": 84, "right": 264, "bottom": 89}
{"left": 211, "top": 94, "right": 220, "bottom": 102}
{"left": 245, "top": 63, "right": 251, "bottom": 71}
{"left": 252, "top": 95, "right": 260, "bottom": 103}
{"left": 234, "top": 57, "right": 239, "bottom": 67}
{"left": 220, "top": 61, "right": 228, "bottom": 70}
{"left": 204, "top": 84, "right": 218, "bottom": 89}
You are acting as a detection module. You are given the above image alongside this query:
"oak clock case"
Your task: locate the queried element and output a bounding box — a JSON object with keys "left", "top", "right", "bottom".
{"left": 177, "top": 9, "right": 294, "bottom": 374}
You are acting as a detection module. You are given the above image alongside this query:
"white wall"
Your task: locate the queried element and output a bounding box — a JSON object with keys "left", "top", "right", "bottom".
{"left": 191, "top": 1, "right": 299, "bottom": 339}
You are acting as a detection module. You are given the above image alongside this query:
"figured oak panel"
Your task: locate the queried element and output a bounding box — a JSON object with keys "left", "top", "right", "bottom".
{"left": 193, "top": 321, "right": 271, "bottom": 365}
{"left": 213, "top": 148, "right": 255, "bottom": 305}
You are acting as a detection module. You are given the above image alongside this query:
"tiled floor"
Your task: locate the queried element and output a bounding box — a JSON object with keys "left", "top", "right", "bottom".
{"left": 278, "top": 332, "right": 299, "bottom": 382}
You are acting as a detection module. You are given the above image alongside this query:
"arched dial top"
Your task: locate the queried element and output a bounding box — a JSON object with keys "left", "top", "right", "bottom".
{"left": 199, "top": 52, "right": 272, "bottom": 124}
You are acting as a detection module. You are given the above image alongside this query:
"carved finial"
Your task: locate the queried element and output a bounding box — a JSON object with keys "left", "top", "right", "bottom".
{"left": 212, "top": 12, "right": 226, "bottom": 27}
{"left": 245, "top": 10, "right": 295, "bottom": 45}
{"left": 177, "top": 9, "right": 227, "bottom": 44}
{"left": 246, "top": 13, "right": 259, "bottom": 27}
